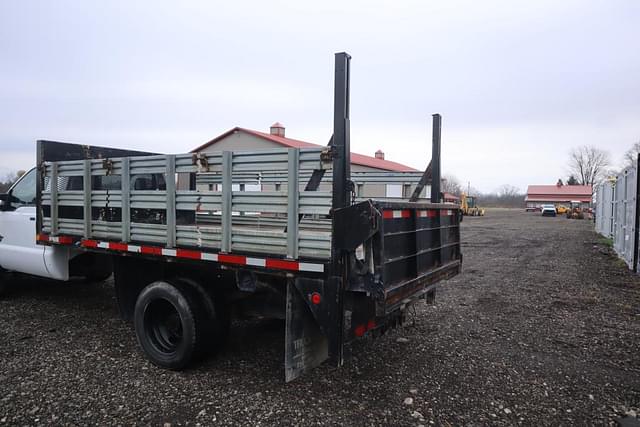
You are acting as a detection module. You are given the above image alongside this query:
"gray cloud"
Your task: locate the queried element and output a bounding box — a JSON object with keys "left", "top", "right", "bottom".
{"left": 1, "top": 0, "right": 638, "bottom": 191}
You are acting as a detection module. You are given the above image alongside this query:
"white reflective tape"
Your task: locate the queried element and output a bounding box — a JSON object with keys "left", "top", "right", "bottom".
{"left": 201, "top": 253, "right": 218, "bottom": 262}
{"left": 393, "top": 210, "right": 403, "bottom": 218}
{"left": 162, "top": 249, "right": 177, "bottom": 257}
{"left": 298, "top": 263, "right": 324, "bottom": 273}
{"left": 98, "top": 241, "right": 109, "bottom": 249}
{"left": 127, "top": 245, "right": 141, "bottom": 253}
{"left": 50, "top": 236, "right": 60, "bottom": 243}
{"left": 246, "top": 257, "right": 266, "bottom": 267}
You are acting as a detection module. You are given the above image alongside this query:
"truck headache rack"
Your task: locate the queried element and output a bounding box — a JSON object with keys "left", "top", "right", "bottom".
{"left": 35, "top": 52, "right": 462, "bottom": 381}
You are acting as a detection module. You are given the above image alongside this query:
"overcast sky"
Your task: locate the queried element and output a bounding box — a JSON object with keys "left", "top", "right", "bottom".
{"left": 1, "top": 0, "right": 638, "bottom": 192}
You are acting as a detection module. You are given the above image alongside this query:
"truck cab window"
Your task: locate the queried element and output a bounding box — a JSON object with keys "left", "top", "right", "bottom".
{"left": 9, "top": 168, "right": 36, "bottom": 208}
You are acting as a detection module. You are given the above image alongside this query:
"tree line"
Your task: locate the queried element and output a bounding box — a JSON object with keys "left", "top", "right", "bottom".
{"left": 441, "top": 174, "right": 525, "bottom": 208}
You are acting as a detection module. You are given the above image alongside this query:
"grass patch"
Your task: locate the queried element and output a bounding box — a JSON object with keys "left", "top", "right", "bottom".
{"left": 598, "top": 236, "right": 613, "bottom": 248}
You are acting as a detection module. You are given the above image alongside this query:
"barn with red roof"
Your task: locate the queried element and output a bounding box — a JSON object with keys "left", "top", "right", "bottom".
{"left": 525, "top": 182, "right": 592, "bottom": 209}
{"left": 191, "top": 123, "right": 426, "bottom": 198}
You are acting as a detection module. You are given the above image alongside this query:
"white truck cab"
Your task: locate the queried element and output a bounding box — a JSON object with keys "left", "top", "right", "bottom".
{"left": 0, "top": 168, "right": 111, "bottom": 292}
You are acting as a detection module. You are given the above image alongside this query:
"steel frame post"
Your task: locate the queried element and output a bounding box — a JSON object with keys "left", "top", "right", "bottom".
{"left": 221, "top": 151, "right": 232, "bottom": 253}
{"left": 121, "top": 157, "right": 131, "bottom": 242}
{"left": 50, "top": 162, "right": 58, "bottom": 235}
{"left": 287, "top": 148, "right": 300, "bottom": 259}
{"left": 430, "top": 114, "right": 442, "bottom": 203}
{"left": 83, "top": 160, "right": 92, "bottom": 238}
{"left": 165, "top": 155, "right": 176, "bottom": 248}
{"left": 328, "top": 51, "right": 351, "bottom": 367}
{"left": 331, "top": 52, "right": 351, "bottom": 214}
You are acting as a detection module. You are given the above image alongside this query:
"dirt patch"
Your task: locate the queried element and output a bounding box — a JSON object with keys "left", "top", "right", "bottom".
{"left": 1, "top": 208, "right": 639, "bottom": 425}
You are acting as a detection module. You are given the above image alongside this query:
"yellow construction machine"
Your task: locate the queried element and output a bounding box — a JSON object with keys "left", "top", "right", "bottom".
{"left": 565, "top": 200, "right": 586, "bottom": 219}
{"left": 460, "top": 193, "right": 485, "bottom": 216}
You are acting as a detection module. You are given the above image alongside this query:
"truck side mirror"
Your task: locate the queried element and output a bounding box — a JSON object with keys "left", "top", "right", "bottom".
{"left": 0, "top": 193, "right": 18, "bottom": 211}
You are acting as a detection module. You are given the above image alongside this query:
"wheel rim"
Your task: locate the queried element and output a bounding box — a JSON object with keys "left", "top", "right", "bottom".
{"left": 144, "top": 298, "right": 183, "bottom": 354}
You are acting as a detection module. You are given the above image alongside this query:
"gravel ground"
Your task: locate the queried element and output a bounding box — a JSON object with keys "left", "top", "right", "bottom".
{"left": 1, "top": 208, "right": 639, "bottom": 426}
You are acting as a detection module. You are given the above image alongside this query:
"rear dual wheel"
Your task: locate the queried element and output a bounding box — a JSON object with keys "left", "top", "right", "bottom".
{"left": 133, "top": 279, "right": 226, "bottom": 370}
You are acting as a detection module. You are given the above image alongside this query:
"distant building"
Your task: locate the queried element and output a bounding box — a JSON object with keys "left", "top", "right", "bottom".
{"left": 190, "top": 123, "right": 429, "bottom": 198}
{"left": 525, "top": 182, "right": 592, "bottom": 209}
{"left": 443, "top": 192, "right": 460, "bottom": 204}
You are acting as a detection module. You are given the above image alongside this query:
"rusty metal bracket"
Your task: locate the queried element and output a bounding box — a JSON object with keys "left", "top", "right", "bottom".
{"left": 321, "top": 146, "right": 336, "bottom": 163}
{"left": 192, "top": 153, "right": 210, "bottom": 172}
{"left": 102, "top": 159, "right": 114, "bottom": 175}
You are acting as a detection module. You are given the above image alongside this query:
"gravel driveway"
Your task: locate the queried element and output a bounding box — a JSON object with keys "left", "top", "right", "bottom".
{"left": 1, "top": 209, "right": 639, "bottom": 425}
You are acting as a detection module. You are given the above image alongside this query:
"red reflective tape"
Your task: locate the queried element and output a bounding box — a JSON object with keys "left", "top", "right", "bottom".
{"left": 141, "top": 246, "right": 162, "bottom": 255}
{"left": 265, "top": 258, "right": 299, "bottom": 271}
{"left": 109, "top": 242, "right": 129, "bottom": 251}
{"left": 383, "top": 210, "right": 411, "bottom": 219}
{"left": 440, "top": 210, "right": 449, "bottom": 217}
{"left": 218, "top": 254, "right": 246, "bottom": 265}
{"left": 176, "top": 249, "right": 202, "bottom": 260}
{"left": 57, "top": 236, "right": 73, "bottom": 244}
{"left": 427, "top": 210, "right": 437, "bottom": 218}
{"left": 37, "top": 234, "right": 49, "bottom": 242}
{"left": 81, "top": 239, "right": 98, "bottom": 248}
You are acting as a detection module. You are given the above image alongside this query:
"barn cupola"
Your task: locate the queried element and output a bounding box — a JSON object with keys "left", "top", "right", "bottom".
{"left": 270, "top": 122, "right": 285, "bottom": 137}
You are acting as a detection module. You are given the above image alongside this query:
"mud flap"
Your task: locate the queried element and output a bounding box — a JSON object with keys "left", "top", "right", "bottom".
{"left": 284, "top": 280, "right": 328, "bottom": 382}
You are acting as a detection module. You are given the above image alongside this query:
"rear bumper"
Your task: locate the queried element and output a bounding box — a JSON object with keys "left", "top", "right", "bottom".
{"left": 383, "top": 259, "right": 461, "bottom": 313}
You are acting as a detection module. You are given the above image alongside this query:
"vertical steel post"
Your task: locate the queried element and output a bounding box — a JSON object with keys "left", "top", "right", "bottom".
{"left": 633, "top": 153, "right": 640, "bottom": 272}
{"left": 121, "top": 157, "right": 131, "bottom": 242}
{"left": 83, "top": 160, "right": 92, "bottom": 238}
{"left": 50, "top": 162, "right": 58, "bottom": 235}
{"left": 430, "top": 114, "right": 442, "bottom": 203}
{"left": 221, "top": 151, "right": 232, "bottom": 253}
{"left": 287, "top": 148, "right": 300, "bottom": 259}
{"left": 35, "top": 141, "right": 44, "bottom": 236}
{"left": 331, "top": 52, "right": 351, "bottom": 213}
{"left": 328, "top": 51, "right": 351, "bottom": 368}
{"left": 165, "top": 155, "right": 176, "bottom": 248}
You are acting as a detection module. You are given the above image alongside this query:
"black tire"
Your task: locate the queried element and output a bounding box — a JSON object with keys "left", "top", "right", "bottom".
{"left": 133, "top": 280, "right": 208, "bottom": 370}
{"left": 172, "top": 277, "right": 230, "bottom": 353}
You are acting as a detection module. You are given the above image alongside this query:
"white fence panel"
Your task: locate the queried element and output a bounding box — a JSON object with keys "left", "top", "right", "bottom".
{"left": 596, "top": 163, "right": 638, "bottom": 271}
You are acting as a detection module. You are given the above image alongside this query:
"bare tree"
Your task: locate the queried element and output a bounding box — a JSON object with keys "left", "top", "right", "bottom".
{"left": 497, "top": 184, "right": 521, "bottom": 198}
{"left": 623, "top": 140, "right": 640, "bottom": 169}
{"left": 567, "top": 145, "right": 611, "bottom": 186}
{"left": 440, "top": 173, "right": 462, "bottom": 196}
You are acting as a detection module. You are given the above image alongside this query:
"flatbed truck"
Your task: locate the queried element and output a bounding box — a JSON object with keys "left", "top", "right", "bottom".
{"left": 0, "top": 53, "right": 462, "bottom": 381}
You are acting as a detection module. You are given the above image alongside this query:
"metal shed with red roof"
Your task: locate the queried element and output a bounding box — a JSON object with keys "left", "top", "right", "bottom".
{"left": 525, "top": 183, "right": 592, "bottom": 209}
{"left": 191, "top": 123, "right": 426, "bottom": 199}
{"left": 192, "top": 123, "right": 418, "bottom": 173}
